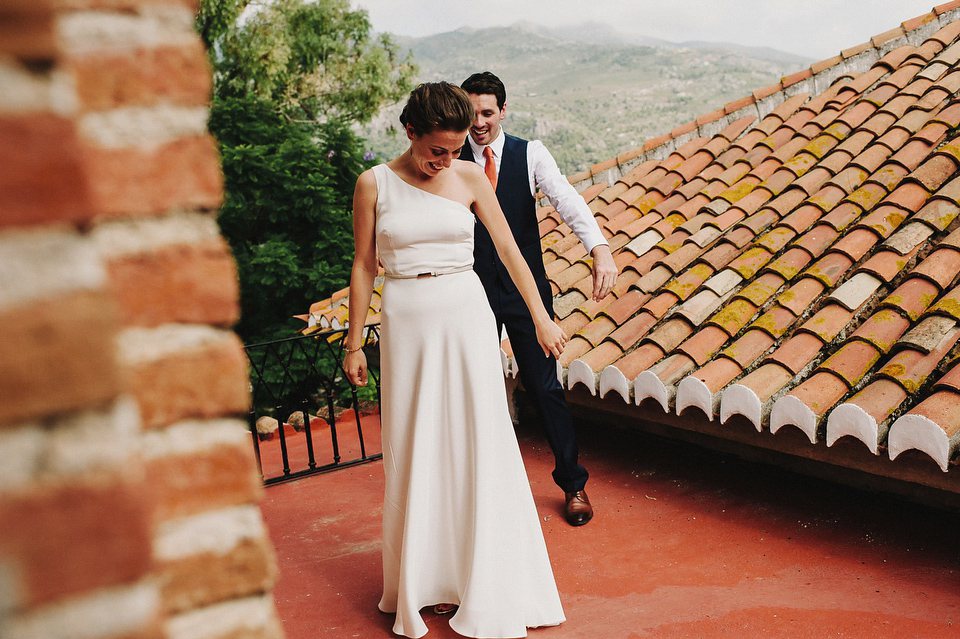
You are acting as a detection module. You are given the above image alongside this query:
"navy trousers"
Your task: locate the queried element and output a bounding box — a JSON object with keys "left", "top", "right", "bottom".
{"left": 485, "top": 279, "right": 589, "bottom": 494}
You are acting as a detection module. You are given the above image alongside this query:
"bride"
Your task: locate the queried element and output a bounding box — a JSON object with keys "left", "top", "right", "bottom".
{"left": 342, "top": 81, "right": 566, "bottom": 638}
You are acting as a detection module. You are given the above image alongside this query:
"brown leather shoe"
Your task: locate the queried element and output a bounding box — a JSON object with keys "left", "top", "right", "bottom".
{"left": 564, "top": 490, "right": 593, "bottom": 526}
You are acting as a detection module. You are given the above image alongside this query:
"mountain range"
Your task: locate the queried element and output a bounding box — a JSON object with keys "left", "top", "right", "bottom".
{"left": 360, "top": 22, "right": 812, "bottom": 174}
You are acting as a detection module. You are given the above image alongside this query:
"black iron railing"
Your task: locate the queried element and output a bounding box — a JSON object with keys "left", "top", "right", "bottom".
{"left": 243, "top": 325, "right": 381, "bottom": 485}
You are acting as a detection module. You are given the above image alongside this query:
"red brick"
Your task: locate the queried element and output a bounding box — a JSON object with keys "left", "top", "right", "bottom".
{"left": 54, "top": 0, "right": 199, "bottom": 9}
{"left": 70, "top": 43, "right": 212, "bottom": 111}
{"left": 83, "top": 134, "right": 224, "bottom": 218}
{"left": 106, "top": 240, "right": 240, "bottom": 328}
{"left": 0, "top": 8, "right": 55, "bottom": 60}
{"left": 0, "top": 115, "right": 95, "bottom": 230}
{"left": 0, "top": 475, "right": 152, "bottom": 606}
{"left": 0, "top": 291, "right": 121, "bottom": 426}
{"left": 158, "top": 536, "right": 276, "bottom": 615}
{"left": 146, "top": 442, "right": 261, "bottom": 523}
{"left": 125, "top": 333, "right": 250, "bottom": 429}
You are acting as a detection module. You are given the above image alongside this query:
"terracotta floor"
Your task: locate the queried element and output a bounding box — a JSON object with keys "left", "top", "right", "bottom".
{"left": 259, "top": 416, "right": 960, "bottom": 638}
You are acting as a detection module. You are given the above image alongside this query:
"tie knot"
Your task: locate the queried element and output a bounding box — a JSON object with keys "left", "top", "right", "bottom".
{"left": 483, "top": 146, "right": 495, "bottom": 160}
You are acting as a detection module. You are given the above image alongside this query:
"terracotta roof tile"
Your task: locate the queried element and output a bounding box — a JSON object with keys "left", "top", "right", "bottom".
{"left": 754, "top": 226, "right": 797, "bottom": 254}
{"left": 884, "top": 221, "right": 934, "bottom": 255}
{"left": 748, "top": 304, "right": 798, "bottom": 340}
{"left": 867, "top": 163, "right": 910, "bottom": 194}
{"left": 773, "top": 371, "right": 851, "bottom": 441}
{"left": 719, "top": 329, "right": 776, "bottom": 369}
{"left": 811, "top": 55, "right": 843, "bottom": 75}
{"left": 721, "top": 363, "right": 794, "bottom": 423}
{"left": 902, "top": 8, "right": 936, "bottom": 31}
{"left": 817, "top": 340, "right": 882, "bottom": 388}
{"left": 607, "top": 311, "right": 657, "bottom": 350}
{"left": 734, "top": 272, "right": 785, "bottom": 307}
{"left": 829, "top": 272, "right": 884, "bottom": 311}
{"left": 775, "top": 278, "right": 826, "bottom": 316}
{"left": 805, "top": 183, "right": 850, "bottom": 213}
{"left": 887, "top": 387, "right": 960, "bottom": 470}
{"left": 911, "top": 247, "right": 960, "bottom": 289}
{"left": 610, "top": 342, "right": 665, "bottom": 380}
{"left": 676, "top": 324, "right": 729, "bottom": 367}
{"left": 644, "top": 318, "right": 694, "bottom": 353}
{"left": 824, "top": 166, "right": 869, "bottom": 195}
{"left": 676, "top": 289, "right": 732, "bottom": 326}
{"left": 884, "top": 181, "right": 933, "bottom": 214}
{"left": 725, "top": 224, "right": 764, "bottom": 250}
{"left": 793, "top": 224, "right": 842, "bottom": 258}
{"left": 932, "top": 101, "right": 960, "bottom": 128}
{"left": 636, "top": 264, "right": 673, "bottom": 294}
{"left": 578, "top": 341, "right": 624, "bottom": 372}
{"left": 876, "top": 125, "right": 915, "bottom": 152}
{"left": 834, "top": 378, "right": 908, "bottom": 435}
{"left": 708, "top": 298, "right": 759, "bottom": 337}
{"left": 900, "top": 315, "right": 959, "bottom": 354}
{"left": 558, "top": 310, "right": 591, "bottom": 336}
{"left": 880, "top": 275, "right": 940, "bottom": 320}
{"left": 805, "top": 252, "right": 855, "bottom": 288}
{"left": 663, "top": 262, "right": 714, "bottom": 300}
{"left": 911, "top": 40, "right": 946, "bottom": 64}
{"left": 779, "top": 204, "right": 823, "bottom": 234}
{"left": 830, "top": 227, "right": 881, "bottom": 261}
{"left": 933, "top": 356, "right": 960, "bottom": 393}
{"left": 659, "top": 242, "right": 705, "bottom": 275}
{"left": 767, "top": 331, "right": 825, "bottom": 374}
{"left": 850, "top": 308, "right": 912, "bottom": 351}
{"left": 857, "top": 247, "right": 918, "bottom": 283}
{"left": 799, "top": 303, "right": 855, "bottom": 342}
{"left": 600, "top": 289, "right": 649, "bottom": 325}
{"left": 835, "top": 129, "right": 877, "bottom": 157}
{"left": 575, "top": 315, "right": 618, "bottom": 348}
{"left": 818, "top": 201, "right": 862, "bottom": 232}
{"left": 558, "top": 336, "right": 595, "bottom": 366}
{"left": 702, "top": 268, "right": 743, "bottom": 297}
{"left": 725, "top": 246, "right": 773, "bottom": 279}
{"left": 926, "top": 283, "right": 960, "bottom": 320}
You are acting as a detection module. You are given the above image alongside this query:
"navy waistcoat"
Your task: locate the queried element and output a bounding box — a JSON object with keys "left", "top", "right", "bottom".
{"left": 460, "top": 134, "right": 546, "bottom": 293}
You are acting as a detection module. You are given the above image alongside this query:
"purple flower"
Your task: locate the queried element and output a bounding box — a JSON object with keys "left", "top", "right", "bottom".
{"left": 327, "top": 150, "right": 335, "bottom": 158}
{"left": 363, "top": 150, "right": 376, "bottom": 161}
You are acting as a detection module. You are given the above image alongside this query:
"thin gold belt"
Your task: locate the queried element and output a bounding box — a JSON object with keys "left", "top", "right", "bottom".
{"left": 384, "top": 265, "right": 473, "bottom": 279}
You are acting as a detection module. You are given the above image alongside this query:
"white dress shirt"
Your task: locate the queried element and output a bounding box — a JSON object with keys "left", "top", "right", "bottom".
{"left": 466, "top": 131, "right": 609, "bottom": 255}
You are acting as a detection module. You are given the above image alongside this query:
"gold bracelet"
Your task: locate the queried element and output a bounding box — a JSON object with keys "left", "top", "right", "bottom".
{"left": 344, "top": 344, "right": 363, "bottom": 353}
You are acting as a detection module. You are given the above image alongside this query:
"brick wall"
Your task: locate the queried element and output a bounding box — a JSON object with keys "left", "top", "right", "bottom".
{"left": 0, "top": 1, "right": 283, "bottom": 638}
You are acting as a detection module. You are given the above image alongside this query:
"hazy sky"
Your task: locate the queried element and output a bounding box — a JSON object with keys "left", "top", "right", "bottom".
{"left": 355, "top": 0, "right": 938, "bottom": 60}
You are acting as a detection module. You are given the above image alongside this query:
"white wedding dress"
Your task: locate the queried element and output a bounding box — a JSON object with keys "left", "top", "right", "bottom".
{"left": 372, "top": 164, "right": 565, "bottom": 638}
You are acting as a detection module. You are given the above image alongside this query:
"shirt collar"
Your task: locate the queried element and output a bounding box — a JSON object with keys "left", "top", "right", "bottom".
{"left": 467, "top": 129, "right": 506, "bottom": 158}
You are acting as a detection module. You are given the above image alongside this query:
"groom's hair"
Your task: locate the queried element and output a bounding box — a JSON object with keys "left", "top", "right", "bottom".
{"left": 461, "top": 72, "right": 506, "bottom": 110}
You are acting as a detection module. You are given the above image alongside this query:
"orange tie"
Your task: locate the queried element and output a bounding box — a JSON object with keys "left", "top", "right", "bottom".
{"left": 483, "top": 146, "right": 497, "bottom": 190}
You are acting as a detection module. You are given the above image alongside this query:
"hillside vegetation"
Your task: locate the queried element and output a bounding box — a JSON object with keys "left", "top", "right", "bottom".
{"left": 360, "top": 23, "right": 810, "bottom": 175}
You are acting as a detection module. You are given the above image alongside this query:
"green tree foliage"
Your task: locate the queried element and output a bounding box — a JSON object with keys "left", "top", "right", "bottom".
{"left": 195, "top": 0, "right": 417, "bottom": 344}
{"left": 202, "top": 0, "right": 417, "bottom": 124}
{"left": 209, "top": 97, "right": 364, "bottom": 342}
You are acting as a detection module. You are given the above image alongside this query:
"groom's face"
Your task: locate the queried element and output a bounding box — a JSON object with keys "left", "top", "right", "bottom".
{"left": 467, "top": 93, "right": 506, "bottom": 147}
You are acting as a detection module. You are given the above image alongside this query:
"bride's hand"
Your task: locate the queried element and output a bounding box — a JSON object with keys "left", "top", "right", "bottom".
{"left": 344, "top": 350, "right": 368, "bottom": 387}
{"left": 536, "top": 319, "right": 567, "bottom": 359}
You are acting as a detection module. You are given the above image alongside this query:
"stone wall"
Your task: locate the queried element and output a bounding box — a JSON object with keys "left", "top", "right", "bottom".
{"left": 0, "top": 1, "right": 283, "bottom": 638}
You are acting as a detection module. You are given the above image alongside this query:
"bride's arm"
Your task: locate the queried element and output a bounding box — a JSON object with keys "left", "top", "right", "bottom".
{"left": 343, "top": 169, "right": 379, "bottom": 386}
{"left": 465, "top": 164, "right": 566, "bottom": 359}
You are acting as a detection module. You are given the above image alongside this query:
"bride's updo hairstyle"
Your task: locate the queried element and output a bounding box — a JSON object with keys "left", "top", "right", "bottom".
{"left": 399, "top": 82, "right": 474, "bottom": 137}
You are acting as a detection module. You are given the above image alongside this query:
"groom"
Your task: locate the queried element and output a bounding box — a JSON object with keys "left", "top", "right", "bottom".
{"left": 460, "top": 71, "right": 618, "bottom": 526}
